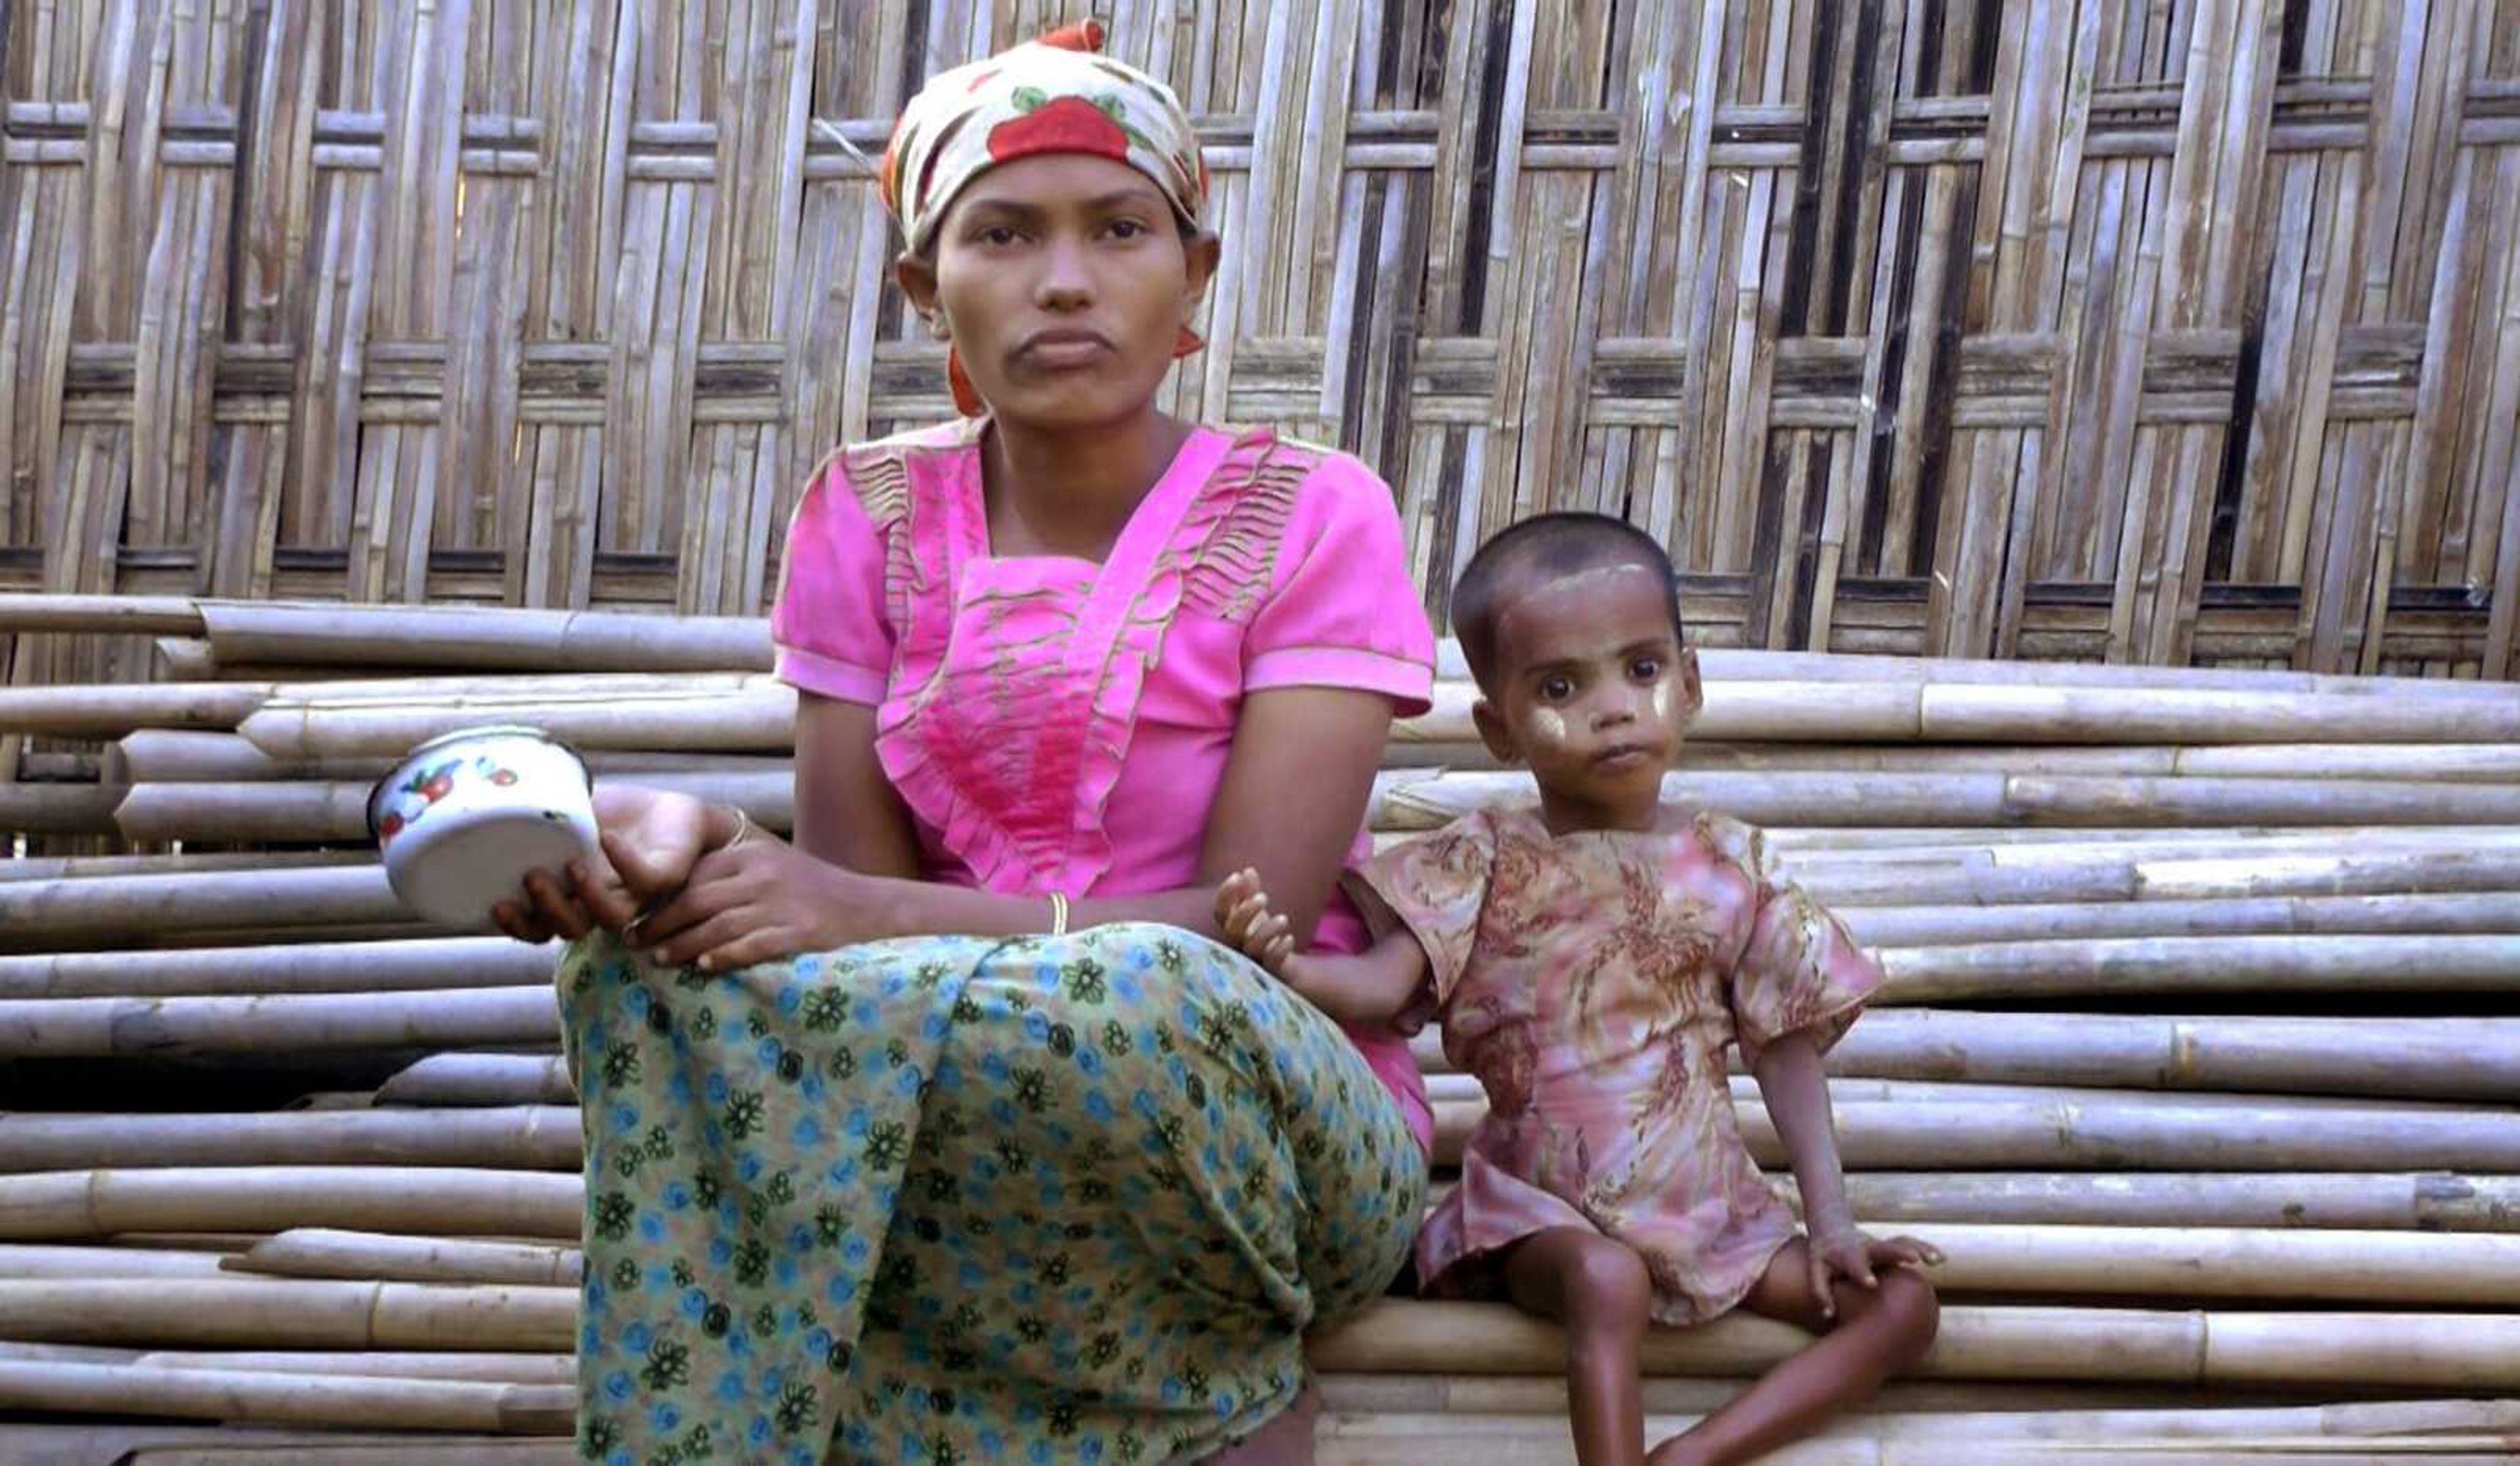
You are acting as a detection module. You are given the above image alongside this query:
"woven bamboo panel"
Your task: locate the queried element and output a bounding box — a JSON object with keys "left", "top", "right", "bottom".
{"left": 2, "top": 0, "right": 2517, "bottom": 685}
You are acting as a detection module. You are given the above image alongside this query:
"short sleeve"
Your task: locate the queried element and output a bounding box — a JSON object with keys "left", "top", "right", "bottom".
{"left": 1725, "top": 833, "right": 1885, "bottom": 1066}
{"left": 1342, "top": 814, "right": 1496, "bottom": 1017}
{"left": 1243, "top": 455, "right": 1436, "bottom": 715}
{"left": 770, "top": 455, "right": 894, "bottom": 706}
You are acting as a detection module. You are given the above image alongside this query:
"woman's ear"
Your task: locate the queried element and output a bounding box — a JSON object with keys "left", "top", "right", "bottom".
{"left": 1471, "top": 699, "right": 1521, "bottom": 765}
{"left": 895, "top": 251, "right": 940, "bottom": 317}
{"left": 1183, "top": 229, "right": 1222, "bottom": 306}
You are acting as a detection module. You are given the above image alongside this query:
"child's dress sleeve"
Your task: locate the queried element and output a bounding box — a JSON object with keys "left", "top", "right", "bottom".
{"left": 1341, "top": 814, "right": 1496, "bottom": 1020}
{"left": 769, "top": 452, "right": 896, "bottom": 707}
{"left": 1721, "top": 822, "right": 1885, "bottom": 1067}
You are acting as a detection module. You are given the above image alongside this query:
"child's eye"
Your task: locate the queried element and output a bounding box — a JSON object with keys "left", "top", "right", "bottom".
{"left": 1538, "top": 677, "right": 1575, "bottom": 703}
{"left": 1630, "top": 657, "right": 1663, "bottom": 682}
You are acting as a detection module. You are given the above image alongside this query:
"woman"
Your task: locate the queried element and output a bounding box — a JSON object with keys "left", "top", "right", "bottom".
{"left": 499, "top": 24, "right": 1436, "bottom": 1466}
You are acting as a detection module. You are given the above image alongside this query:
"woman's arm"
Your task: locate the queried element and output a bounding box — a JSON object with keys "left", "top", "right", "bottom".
{"left": 637, "top": 685, "right": 1396, "bottom": 971}
{"left": 791, "top": 692, "right": 923, "bottom": 879}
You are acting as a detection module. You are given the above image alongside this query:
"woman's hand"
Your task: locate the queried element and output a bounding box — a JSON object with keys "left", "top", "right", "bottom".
{"left": 1805, "top": 1220, "right": 1942, "bottom": 1320}
{"left": 625, "top": 835, "right": 887, "bottom": 974}
{"left": 491, "top": 785, "right": 715, "bottom": 943}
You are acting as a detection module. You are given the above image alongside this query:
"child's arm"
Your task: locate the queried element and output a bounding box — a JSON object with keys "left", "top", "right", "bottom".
{"left": 1215, "top": 868, "right": 1427, "bottom": 1027}
{"left": 1754, "top": 1032, "right": 1942, "bottom": 1316}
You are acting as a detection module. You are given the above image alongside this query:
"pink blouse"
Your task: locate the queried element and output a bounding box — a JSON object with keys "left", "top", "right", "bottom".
{"left": 770, "top": 418, "right": 1438, "bottom": 1151}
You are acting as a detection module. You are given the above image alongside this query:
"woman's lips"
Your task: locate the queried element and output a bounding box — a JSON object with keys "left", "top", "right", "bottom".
{"left": 1015, "top": 329, "right": 1114, "bottom": 368}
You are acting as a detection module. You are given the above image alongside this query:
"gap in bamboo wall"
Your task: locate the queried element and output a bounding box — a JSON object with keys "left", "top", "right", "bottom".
{"left": 1, "top": 1, "right": 2516, "bottom": 699}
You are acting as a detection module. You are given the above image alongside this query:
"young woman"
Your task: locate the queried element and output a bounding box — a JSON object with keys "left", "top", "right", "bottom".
{"left": 501, "top": 24, "right": 1437, "bottom": 1466}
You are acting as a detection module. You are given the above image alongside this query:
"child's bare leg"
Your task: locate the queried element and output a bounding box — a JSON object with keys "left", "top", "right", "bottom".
{"left": 1499, "top": 1228, "right": 1652, "bottom": 1466}
{"left": 1644, "top": 1239, "right": 1937, "bottom": 1466}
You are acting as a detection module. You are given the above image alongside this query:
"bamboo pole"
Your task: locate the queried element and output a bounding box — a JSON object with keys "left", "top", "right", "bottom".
{"left": 236, "top": 682, "right": 797, "bottom": 759}
{"left": 0, "top": 782, "right": 124, "bottom": 836}
{"left": 224, "top": 1230, "right": 581, "bottom": 1288}
{"left": 0, "top": 986, "right": 561, "bottom": 1058}
{"left": 0, "top": 851, "right": 369, "bottom": 885}
{"left": 1796, "top": 849, "right": 2520, "bottom": 909}
{"left": 1832, "top": 1173, "right": 2520, "bottom": 1231}
{"left": 1887, "top": 1224, "right": 2520, "bottom": 1304}
{"left": 129, "top": 1350, "right": 575, "bottom": 1385}
{"left": 1916, "top": 682, "right": 2520, "bottom": 745}
{"left": 1305, "top": 1300, "right": 2520, "bottom": 1389}
{"left": 0, "top": 684, "right": 271, "bottom": 738}
{"left": 0, "top": 1168, "right": 581, "bottom": 1240}
{"left": 1429, "top": 1098, "right": 2520, "bottom": 1172}
{"left": 0, "top": 1244, "right": 230, "bottom": 1278}
{"left": 0, "top": 1358, "right": 572, "bottom": 1433}
{"left": 199, "top": 602, "right": 774, "bottom": 673}
{"left": 1314, "top": 1417, "right": 2520, "bottom": 1466}
{"left": 0, "top": 938, "right": 555, "bottom": 1000}
{"left": 1844, "top": 891, "right": 2520, "bottom": 946}
{"left": 1878, "top": 933, "right": 2520, "bottom": 1001}
{"left": 0, "top": 595, "right": 207, "bottom": 635}
{"left": 1815, "top": 1012, "right": 2520, "bottom": 1103}
{"left": 0, "top": 1108, "right": 581, "bottom": 1174}
{"left": 121, "top": 1447, "right": 574, "bottom": 1465}
{"left": 0, "top": 1278, "right": 577, "bottom": 1349}
{"left": 1368, "top": 770, "right": 2520, "bottom": 833}
{"left": 0, "top": 868, "right": 414, "bottom": 948}
{"left": 112, "top": 771, "right": 795, "bottom": 845}
{"left": 1431, "top": 641, "right": 2520, "bottom": 699}
{"left": 51, "top": 1450, "right": 572, "bottom": 1466}
{"left": 108, "top": 729, "right": 791, "bottom": 784}
{"left": 1313, "top": 1379, "right": 2519, "bottom": 1435}
{"left": 375, "top": 1055, "right": 573, "bottom": 1108}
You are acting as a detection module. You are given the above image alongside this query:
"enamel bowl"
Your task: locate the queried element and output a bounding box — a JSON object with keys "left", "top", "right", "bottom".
{"left": 369, "top": 724, "right": 598, "bottom": 930}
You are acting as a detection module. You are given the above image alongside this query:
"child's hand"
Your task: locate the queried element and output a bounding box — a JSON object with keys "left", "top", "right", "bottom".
{"left": 1805, "top": 1223, "right": 1942, "bottom": 1320}
{"left": 1215, "top": 868, "right": 1297, "bottom": 975}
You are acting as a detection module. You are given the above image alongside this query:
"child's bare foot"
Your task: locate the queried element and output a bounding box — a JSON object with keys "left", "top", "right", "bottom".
{"left": 1215, "top": 867, "right": 1297, "bottom": 974}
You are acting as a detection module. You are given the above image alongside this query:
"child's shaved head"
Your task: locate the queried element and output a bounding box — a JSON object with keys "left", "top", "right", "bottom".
{"left": 1450, "top": 513, "right": 1686, "bottom": 692}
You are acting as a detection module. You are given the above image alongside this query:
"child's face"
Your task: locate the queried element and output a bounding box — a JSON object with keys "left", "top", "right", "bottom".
{"left": 1473, "top": 562, "right": 1702, "bottom": 829}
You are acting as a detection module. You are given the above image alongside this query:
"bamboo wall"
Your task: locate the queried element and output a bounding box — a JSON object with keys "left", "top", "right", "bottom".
{"left": 3, "top": 1, "right": 2518, "bottom": 684}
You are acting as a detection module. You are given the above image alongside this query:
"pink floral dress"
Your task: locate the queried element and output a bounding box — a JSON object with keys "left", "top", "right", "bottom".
{"left": 1349, "top": 806, "right": 1886, "bottom": 1325}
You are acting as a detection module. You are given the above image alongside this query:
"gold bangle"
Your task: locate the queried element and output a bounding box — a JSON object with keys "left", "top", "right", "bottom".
{"left": 1048, "top": 892, "right": 1070, "bottom": 937}
{"left": 724, "top": 806, "right": 755, "bottom": 849}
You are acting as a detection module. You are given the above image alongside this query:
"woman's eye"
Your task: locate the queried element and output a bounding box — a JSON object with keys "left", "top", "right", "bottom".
{"left": 1106, "top": 218, "right": 1147, "bottom": 240}
{"left": 976, "top": 225, "right": 1021, "bottom": 246}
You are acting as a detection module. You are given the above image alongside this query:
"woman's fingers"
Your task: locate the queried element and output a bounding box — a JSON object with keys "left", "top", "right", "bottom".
{"left": 696, "top": 927, "right": 795, "bottom": 976}
{"left": 649, "top": 904, "right": 759, "bottom": 971}
{"left": 490, "top": 900, "right": 553, "bottom": 944}
{"left": 568, "top": 858, "right": 642, "bottom": 931}
{"left": 628, "top": 862, "right": 746, "bottom": 947}
{"left": 523, "top": 869, "right": 593, "bottom": 941}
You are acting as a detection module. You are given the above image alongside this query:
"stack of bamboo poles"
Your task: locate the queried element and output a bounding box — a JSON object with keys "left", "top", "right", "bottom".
{"left": 3, "top": 595, "right": 2519, "bottom": 1463}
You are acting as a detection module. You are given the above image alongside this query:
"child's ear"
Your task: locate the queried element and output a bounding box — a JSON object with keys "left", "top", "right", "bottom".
{"left": 1673, "top": 646, "right": 1705, "bottom": 725}
{"left": 1471, "top": 698, "right": 1521, "bottom": 764}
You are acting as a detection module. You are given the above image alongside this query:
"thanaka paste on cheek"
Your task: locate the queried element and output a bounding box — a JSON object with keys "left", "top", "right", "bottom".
{"left": 1528, "top": 707, "right": 1570, "bottom": 749}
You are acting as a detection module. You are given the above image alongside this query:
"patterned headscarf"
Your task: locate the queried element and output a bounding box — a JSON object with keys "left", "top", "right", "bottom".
{"left": 879, "top": 21, "right": 1211, "bottom": 414}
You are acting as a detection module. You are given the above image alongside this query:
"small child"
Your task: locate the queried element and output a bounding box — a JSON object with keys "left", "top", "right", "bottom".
{"left": 1215, "top": 513, "right": 1941, "bottom": 1466}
